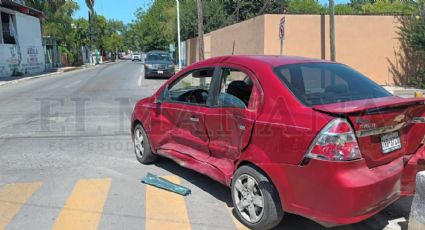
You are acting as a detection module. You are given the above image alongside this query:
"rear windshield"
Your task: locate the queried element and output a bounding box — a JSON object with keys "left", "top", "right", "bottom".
{"left": 274, "top": 63, "right": 391, "bottom": 106}
{"left": 146, "top": 53, "right": 171, "bottom": 61}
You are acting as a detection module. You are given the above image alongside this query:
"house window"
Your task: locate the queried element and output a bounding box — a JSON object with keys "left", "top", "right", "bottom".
{"left": 1, "top": 12, "right": 16, "bottom": 44}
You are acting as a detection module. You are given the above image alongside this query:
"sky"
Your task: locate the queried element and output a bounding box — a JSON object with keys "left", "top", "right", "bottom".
{"left": 73, "top": 0, "right": 150, "bottom": 24}
{"left": 73, "top": 0, "right": 350, "bottom": 25}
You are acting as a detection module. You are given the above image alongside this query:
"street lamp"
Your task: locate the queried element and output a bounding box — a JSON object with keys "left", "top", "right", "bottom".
{"left": 176, "top": 0, "right": 182, "bottom": 70}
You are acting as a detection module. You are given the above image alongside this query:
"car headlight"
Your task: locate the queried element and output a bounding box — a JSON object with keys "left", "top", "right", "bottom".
{"left": 168, "top": 64, "right": 175, "bottom": 68}
{"left": 145, "top": 64, "right": 154, "bottom": 68}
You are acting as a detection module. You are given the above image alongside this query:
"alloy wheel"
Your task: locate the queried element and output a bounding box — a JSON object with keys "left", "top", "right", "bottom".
{"left": 134, "top": 128, "right": 145, "bottom": 158}
{"left": 233, "top": 174, "right": 265, "bottom": 223}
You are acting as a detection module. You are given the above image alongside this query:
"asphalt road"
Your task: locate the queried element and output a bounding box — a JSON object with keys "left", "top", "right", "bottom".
{"left": 0, "top": 60, "right": 413, "bottom": 230}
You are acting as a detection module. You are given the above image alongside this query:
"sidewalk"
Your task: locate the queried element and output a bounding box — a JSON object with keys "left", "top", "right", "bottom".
{"left": 0, "top": 60, "right": 120, "bottom": 87}
{"left": 0, "top": 65, "right": 88, "bottom": 87}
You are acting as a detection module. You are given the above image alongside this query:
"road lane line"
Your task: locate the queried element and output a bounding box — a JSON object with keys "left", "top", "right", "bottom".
{"left": 138, "top": 75, "right": 142, "bottom": 87}
{"left": 138, "top": 67, "right": 143, "bottom": 87}
{"left": 51, "top": 178, "right": 111, "bottom": 230}
{"left": 0, "top": 182, "right": 43, "bottom": 230}
{"left": 145, "top": 175, "right": 191, "bottom": 230}
{"left": 64, "top": 80, "right": 82, "bottom": 89}
{"left": 227, "top": 206, "right": 250, "bottom": 230}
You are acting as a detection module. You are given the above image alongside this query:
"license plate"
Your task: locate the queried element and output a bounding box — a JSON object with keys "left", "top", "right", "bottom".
{"left": 158, "top": 70, "right": 163, "bottom": 74}
{"left": 380, "top": 132, "right": 401, "bottom": 154}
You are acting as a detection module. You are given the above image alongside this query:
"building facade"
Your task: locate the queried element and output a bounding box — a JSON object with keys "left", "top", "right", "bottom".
{"left": 0, "top": 0, "right": 45, "bottom": 77}
{"left": 185, "top": 14, "right": 406, "bottom": 85}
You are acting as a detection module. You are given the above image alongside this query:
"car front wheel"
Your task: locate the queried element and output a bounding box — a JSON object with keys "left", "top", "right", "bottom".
{"left": 133, "top": 124, "right": 157, "bottom": 164}
{"left": 231, "top": 165, "right": 283, "bottom": 230}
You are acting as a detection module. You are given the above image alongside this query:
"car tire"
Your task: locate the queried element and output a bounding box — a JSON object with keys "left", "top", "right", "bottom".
{"left": 231, "top": 165, "right": 283, "bottom": 230}
{"left": 133, "top": 124, "right": 157, "bottom": 164}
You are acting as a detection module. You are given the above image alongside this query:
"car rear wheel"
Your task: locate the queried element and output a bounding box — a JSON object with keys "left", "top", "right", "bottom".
{"left": 231, "top": 165, "right": 283, "bottom": 230}
{"left": 133, "top": 124, "right": 157, "bottom": 164}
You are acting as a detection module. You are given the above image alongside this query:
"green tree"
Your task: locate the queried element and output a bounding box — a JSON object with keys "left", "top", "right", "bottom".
{"left": 399, "top": 3, "right": 425, "bottom": 88}
{"left": 348, "top": 0, "right": 419, "bottom": 15}
{"left": 104, "top": 33, "right": 124, "bottom": 53}
{"left": 133, "top": 0, "right": 175, "bottom": 51}
{"left": 223, "top": 0, "right": 283, "bottom": 22}
{"left": 287, "top": 0, "right": 325, "bottom": 14}
{"left": 334, "top": 4, "right": 357, "bottom": 14}
{"left": 85, "top": 0, "right": 95, "bottom": 12}
{"left": 25, "top": 0, "right": 79, "bottom": 64}
{"left": 25, "top": 0, "right": 79, "bottom": 41}
{"left": 361, "top": 1, "right": 418, "bottom": 15}
{"left": 176, "top": 0, "right": 233, "bottom": 41}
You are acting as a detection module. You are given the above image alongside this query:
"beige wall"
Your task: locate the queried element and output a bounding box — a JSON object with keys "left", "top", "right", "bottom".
{"left": 185, "top": 34, "right": 212, "bottom": 64}
{"left": 264, "top": 15, "right": 325, "bottom": 59}
{"left": 264, "top": 14, "right": 400, "bottom": 85}
{"left": 333, "top": 16, "right": 400, "bottom": 85}
{"left": 185, "top": 14, "right": 402, "bottom": 85}
{"left": 210, "top": 15, "right": 265, "bottom": 57}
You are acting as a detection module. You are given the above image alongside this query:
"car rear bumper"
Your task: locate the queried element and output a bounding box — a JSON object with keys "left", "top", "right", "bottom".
{"left": 260, "top": 149, "right": 425, "bottom": 227}
{"left": 401, "top": 145, "right": 425, "bottom": 196}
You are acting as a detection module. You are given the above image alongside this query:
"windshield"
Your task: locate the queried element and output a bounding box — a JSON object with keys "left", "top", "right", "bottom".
{"left": 146, "top": 53, "right": 171, "bottom": 61}
{"left": 274, "top": 63, "right": 391, "bottom": 106}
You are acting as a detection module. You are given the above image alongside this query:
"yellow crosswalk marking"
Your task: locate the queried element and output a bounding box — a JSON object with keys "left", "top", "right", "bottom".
{"left": 51, "top": 178, "right": 111, "bottom": 230}
{"left": 145, "top": 175, "right": 191, "bottom": 230}
{"left": 227, "top": 206, "right": 250, "bottom": 230}
{"left": 0, "top": 182, "right": 42, "bottom": 230}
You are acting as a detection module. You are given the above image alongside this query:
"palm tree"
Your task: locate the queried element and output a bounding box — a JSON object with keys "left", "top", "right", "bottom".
{"left": 85, "top": 0, "right": 95, "bottom": 13}
{"left": 25, "top": 0, "right": 76, "bottom": 39}
{"left": 85, "top": 0, "right": 95, "bottom": 54}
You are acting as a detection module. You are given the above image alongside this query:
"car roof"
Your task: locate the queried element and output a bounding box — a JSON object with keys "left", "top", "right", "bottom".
{"left": 193, "top": 55, "right": 329, "bottom": 67}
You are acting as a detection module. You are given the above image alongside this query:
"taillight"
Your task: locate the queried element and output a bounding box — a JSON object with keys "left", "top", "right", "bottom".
{"left": 305, "top": 118, "right": 362, "bottom": 161}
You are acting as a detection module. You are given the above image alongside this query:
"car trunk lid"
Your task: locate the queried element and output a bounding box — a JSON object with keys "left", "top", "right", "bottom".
{"left": 313, "top": 96, "right": 425, "bottom": 168}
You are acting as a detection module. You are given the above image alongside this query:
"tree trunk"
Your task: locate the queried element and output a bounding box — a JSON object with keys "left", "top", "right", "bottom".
{"left": 197, "top": 0, "right": 204, "bottom": 61}
{"left": 280, "top": 0, "right": 285, "bottom": 14}
{"left": 329, "top": 0, "right": 336, "bottom": 61}
{"left": 236, "top": 0, "right": 240, "bottom": 22}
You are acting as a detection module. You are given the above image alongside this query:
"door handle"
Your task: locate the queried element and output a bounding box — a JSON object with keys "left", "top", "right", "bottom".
{"left": 190, "top": 116, "right": 199, "bottom": 122}
{"left": 239, "top": 124, "right": 246, "bottom": 131}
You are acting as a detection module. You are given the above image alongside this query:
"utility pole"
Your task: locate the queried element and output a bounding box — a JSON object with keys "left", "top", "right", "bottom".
{"left": 176, "top": 0, "right": 182, "bottom": 70}
{"left": 329, "top": 0, "right": 336, "bottom": 61}
{"left": 196, "top": 0, "right": 204, "bottom": 61}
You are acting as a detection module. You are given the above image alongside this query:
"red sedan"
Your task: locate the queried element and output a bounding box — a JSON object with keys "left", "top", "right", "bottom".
{"left": 131, "top": 55, "right": 425, "bottom": 229}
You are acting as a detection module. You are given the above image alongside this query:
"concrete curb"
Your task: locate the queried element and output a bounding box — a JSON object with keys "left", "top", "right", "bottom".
{"left": 409, "top": 171, "right": 425, "bottom": 230}
{"left": 383, "top": 86, "right": 425, "bottom": 98}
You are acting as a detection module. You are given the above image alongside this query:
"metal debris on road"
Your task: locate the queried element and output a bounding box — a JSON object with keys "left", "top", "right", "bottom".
{"left": 141, "top": 173, "right": 191, "bottom": 196}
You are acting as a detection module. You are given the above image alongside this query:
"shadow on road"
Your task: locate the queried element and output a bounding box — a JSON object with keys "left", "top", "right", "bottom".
{"left": 154, "top": 157, "right": 233, "bottom": 206}
{"left": 154, "top": 157, "right": 413, "bottom": 230}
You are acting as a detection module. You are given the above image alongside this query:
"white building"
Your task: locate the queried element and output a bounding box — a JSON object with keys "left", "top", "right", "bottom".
{"left": 0, "top": 0, "right": 45, "bottom": 77}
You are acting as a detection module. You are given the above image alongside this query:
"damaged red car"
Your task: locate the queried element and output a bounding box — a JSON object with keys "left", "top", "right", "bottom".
{"left": 131, "top": 55, "right": 425, "bottom": 229}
